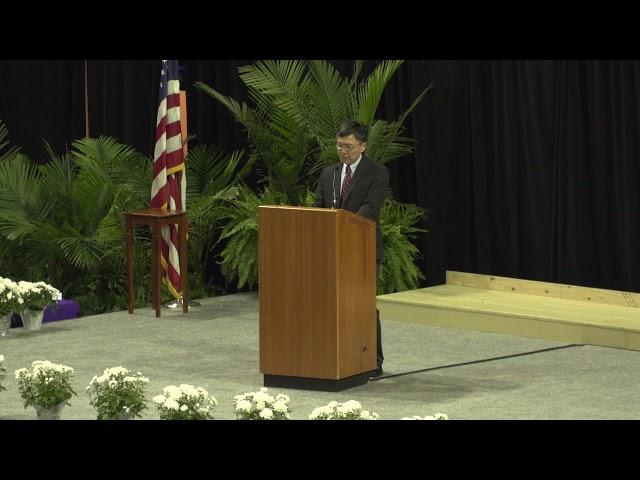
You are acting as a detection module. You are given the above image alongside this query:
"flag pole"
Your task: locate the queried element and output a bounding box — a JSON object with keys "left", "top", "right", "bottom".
{"left": 84, "top": 60, "right": 90, "bottom": 138}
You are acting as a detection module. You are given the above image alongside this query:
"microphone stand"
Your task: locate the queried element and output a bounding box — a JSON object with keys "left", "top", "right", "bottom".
{"left": 332, "top": 166, "right": 338, "bottom": 209}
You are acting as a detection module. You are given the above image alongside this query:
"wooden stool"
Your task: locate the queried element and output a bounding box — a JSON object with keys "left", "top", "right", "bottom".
{"left": 125, "top": 208, "right": 189, "bottom": 317}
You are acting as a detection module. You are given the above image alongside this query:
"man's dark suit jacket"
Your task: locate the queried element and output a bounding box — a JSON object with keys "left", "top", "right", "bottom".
{"left": 312, "top": 154, "right": 389, "bottom": 261}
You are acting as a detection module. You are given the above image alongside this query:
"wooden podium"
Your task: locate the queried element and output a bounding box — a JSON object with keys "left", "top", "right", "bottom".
{"left": 258, "top": 205, "right": 377, "bottom": 391}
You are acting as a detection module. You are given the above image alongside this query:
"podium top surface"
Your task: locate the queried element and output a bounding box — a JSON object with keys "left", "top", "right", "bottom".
{"left": 259, "top": 205, "right": 332, "bottom": 212}
{"left": 258, "top": 205, "right": 374, "bottom": 226}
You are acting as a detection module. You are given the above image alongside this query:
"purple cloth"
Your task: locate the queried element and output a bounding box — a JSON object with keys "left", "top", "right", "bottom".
{"left": 10, "top": 299, "right": 80, "bottom": 328}
{"left": 43, "top": 299, "right": 80, "bottom": 323}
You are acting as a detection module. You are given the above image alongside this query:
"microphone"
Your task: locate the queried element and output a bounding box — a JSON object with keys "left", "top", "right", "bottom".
{"left": 332, "top": 165, "right": 338, "bottom": 209}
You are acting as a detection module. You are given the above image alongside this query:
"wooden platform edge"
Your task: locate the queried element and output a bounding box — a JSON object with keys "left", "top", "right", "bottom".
{"left": 446, "top": 271, "right": 640, "bottom": 309}
{"left": 376, "top": 300, "right": 640, "bottom": 351}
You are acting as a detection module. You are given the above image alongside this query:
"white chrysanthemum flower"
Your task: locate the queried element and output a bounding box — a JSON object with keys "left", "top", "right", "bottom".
{"left": 259, "top": 408, "right": 274, "bottom": 419}
{"left": 105, "top": 366, "right": 127, "bottom": 376}
{"left": 310, "top": 401, "right": 377, "bottom": 420}
{"left": 179, "top": 384, "right": 199, "bottom": 397}
{"left": 164, "top": 399, "right": 180, "bottom": 410}
{"left": 342, "top": 400, "right": 361, "bottom": 411}
{"left": 235, "top": 400, "right": 252, "bottom": 412}
{"left": 402, "top": 415, "right": 441, "bottom": 420}
{"left": 361, "top": 410, "right": 379, "bottom": 420}
{"left": 309, "top": 409, "right": 320, "bottom": 419}
{"left": 272, "top": 400, "right": 288, "bottom": 413}
{"left": 252, "top": 391, "right": 274, "bottom": 403}
{"left": 153, "top": 395, "right": 167, "bottom": 404}
{"left": 164, "top": 385, "right": 182, "bottom": 399}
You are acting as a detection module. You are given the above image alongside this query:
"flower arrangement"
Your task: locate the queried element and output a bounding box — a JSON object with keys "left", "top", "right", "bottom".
{"left": 0, "top": 276, "right": 23, "bottom": 317}
{"left": 153, "top": 384, "right": 217, "bottom": 420}
{"left": 87, "top": 366, "right": 149, "bottom": 419}
{"left": 17, "top": 280, "right": 62, "bottom": 311}
{"left": 15, "top": 360, "right": 76, "bottom": 409}
{"left": 233, "top": 387, "right": 291, "bottom": 420}
{"left": 309, "top": 400, "right": 379, "bottom": 420}
{"left": 0, "top": 354, "right": 6, "bottom": 392}
{"left": 400, "top": 413, "right": 449, "bottom": 420}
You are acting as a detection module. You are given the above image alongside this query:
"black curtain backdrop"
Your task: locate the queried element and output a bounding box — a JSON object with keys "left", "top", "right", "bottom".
{"left": 0, "top": 60, "right": 85, "bottom": 162}
{"left": 0, "top": 60, "right": 638, "bottom": 293}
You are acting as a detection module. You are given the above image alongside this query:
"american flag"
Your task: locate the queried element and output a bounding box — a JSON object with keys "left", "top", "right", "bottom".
{"left": 151, "top": 59, "right": 186, "bottom": 300}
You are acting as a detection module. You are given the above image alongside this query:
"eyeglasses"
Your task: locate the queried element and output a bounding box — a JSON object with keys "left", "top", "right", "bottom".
{"left": 336, "top": 142, "right": 362, "bottom": 152}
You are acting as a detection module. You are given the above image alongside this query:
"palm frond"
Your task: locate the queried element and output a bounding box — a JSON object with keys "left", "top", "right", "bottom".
{"left": 353, "top": 60, "right": 404, "bottom": 126}
{"left": 367, "top": 120, "right": 417, "bottom": 165}
{"left": 239, "top": 60, "right": 311, "bottom": 125}
{"left": 71, "top": 135, "right": 139, "bottom": 165}
{"left": 194, "top": 81, "right": 253, "bottom": 126}
{"left": 0, "top": 119, "right": 20, "bottom": 161}
{"left": 186, "top": 144, "right": 244, "bottom": 200}
{"left": 70, "top": 136, "right": 151, "bottom": 206}
{"left": 308, "top": 60, "right": 351, "bottom": 140}
{"left": 56, "top": 234, "right": 106, "bottom": 271}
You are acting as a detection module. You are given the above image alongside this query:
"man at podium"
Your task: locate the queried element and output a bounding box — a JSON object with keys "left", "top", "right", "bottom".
{"left": 313, "top": 120, "right": 389, "bottom": 378}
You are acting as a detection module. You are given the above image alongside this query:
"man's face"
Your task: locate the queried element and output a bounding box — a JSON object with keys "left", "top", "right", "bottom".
{"left": 336, "top": 134, "right": 366, "bottom": 165}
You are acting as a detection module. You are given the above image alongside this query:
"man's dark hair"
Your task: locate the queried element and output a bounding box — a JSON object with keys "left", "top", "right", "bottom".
{"left": 337, "top": 120, "right": 368, "bottom": 143}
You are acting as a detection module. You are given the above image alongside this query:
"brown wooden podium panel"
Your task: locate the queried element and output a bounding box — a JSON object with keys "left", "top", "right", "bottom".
{"left": 258, "top": 205, "right": 376, "bottom": 389}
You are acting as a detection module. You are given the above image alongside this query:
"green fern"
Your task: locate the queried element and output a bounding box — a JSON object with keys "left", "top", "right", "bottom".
{"left": 216, "top": 185, "right": 289, "bottom": 289}
{"left": 379, "top": 197, "right": 428, "bottom": 294}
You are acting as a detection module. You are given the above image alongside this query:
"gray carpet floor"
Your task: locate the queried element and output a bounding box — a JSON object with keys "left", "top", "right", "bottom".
{"left": 1, "top": 291, "right": 639, "bottom": 420}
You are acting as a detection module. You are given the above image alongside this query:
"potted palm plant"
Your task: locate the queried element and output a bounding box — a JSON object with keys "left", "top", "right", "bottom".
{"left": 195, "top": 60, "right": 431, "bottom": 293}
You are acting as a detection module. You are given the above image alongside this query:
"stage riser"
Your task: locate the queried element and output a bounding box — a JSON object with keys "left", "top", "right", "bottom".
{"left": 377, "top": 271, "right": 640, "bottom": 352}
{"left": 377, "top": 301, "right": 640, "bottom": 351}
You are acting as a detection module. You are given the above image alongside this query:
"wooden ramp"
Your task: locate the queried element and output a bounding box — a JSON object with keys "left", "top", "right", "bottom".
{"left": 376, "top": 271, "right": 640, "bottom": 351}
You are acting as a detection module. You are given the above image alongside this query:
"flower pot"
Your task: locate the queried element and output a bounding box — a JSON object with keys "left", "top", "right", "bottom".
{"left": 101, "top": 413, "right": 136, "bottom": 420}
{"left": 21, "top": 309, "right": 45, "bottom": 331}
{"left": 1, "top": 313, "right": 12, "bottom": 336}
{"left": 34, "top": 401, "right": 66, "bottom": 420}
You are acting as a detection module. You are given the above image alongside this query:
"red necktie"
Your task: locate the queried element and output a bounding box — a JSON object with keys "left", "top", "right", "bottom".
{"left": 340, "top": 165, "right": 352, "bottom": 202}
